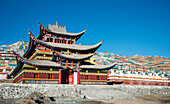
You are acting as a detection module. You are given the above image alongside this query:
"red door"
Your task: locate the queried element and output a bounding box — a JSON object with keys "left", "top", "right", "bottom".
{"left": 68, "top": 69, "right": 73, "bottom": 84}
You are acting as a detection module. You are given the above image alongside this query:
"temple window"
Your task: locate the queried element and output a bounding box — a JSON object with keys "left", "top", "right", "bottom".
{"left": 68, "top": 41, "right": 73, "bottom": 44}
{"left": 85, "top": 75, "right": 89, "bottom": 80}
{"left": 55, "top": 39, "right": 59, "bottom": 43}
{"left": 50, "top": 38, "right": 53, "bottom": 42}
{"left": 47, "top": 38, "right": 49, "bottom": 42}
{"left": 34, "top": 73, "right": 39, "bottom": 79}
{"left": 48, "top": 74, "right": 53, "bottom": 79}
{"left": 97, "top": 76, "right": 100, "bottom": 80}
{"left": 63, "top": 40, "right": 66, "bottom": 44}
{"left": 47, "top": 38, "right": 52, "bottom": 42}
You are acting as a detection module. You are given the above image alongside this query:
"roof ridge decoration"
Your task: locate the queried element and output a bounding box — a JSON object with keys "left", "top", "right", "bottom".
{"left": 37, "top": 22, "right": 46, "bottom": 40}
{"left": 39, "top": 22, "right": 87, "bottom": 41}
{"left": 48, "top": 23, "right": 67, "bottom": 33}
{"left": 23, "top": 30, "right": 37, "bottom": 59}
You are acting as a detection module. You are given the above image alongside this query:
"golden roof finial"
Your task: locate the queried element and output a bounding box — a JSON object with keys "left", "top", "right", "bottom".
{"left": 56, "top": 21, "right": 58, "bottom": 26}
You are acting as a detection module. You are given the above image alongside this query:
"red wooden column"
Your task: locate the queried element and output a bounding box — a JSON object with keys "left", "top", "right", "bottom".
{"left": 77, "top": 62, "right": 80, "bottom": 84}
{"left": 73, "top": 39, "right": 75, "bottom": 44}
{"left": 59, "top": 69, "right": 62, "bottom": 84}
{"left": 49, "top": 37, "right": 50, "bottom": 42}
{"left": 66, "top": 40, "right": 68, "bottom": 44}
{"left": 53, "top": 38, "right": 55, "bottom": 43}
{"left": 77, "top": 71, "right": 80, "bottom": 84}
{"left": 107, "top": 70, "right": 109, "bottom": 85}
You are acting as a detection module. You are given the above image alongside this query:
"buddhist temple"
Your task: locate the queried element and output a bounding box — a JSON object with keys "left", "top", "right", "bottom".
{"left": 10, "top": 22, "right": 116, "bottom": 84}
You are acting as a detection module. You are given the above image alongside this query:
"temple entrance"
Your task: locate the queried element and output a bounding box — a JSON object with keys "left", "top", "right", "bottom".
{"left": 60, "top": 69, "right": 74, "bottom": 84}
{"left": 61, "top": 70, "right": 69, "bottom": 84}
{"left": 68, "top": 69, "right": 73, "bottom": 84}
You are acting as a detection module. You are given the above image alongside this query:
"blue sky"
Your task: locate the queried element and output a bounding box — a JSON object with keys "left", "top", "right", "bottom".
{"left": 0, "top": 0, "right": 170, "bottom": 57}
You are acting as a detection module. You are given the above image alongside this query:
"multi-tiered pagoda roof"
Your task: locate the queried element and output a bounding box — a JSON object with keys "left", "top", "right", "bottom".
{"left": 31, "top": 32, "right": 103, "bottom": 53}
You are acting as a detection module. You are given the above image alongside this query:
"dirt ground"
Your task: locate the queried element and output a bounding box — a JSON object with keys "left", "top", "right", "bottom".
{"left": 99, "top": 95, "right": 170, "bottom": 104}
{"left": 0, "top": 95, "right": 170, "bottom": 104}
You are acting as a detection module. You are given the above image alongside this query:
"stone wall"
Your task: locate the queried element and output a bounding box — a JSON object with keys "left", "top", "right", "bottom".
{"left": 0, "top": 83, "right": 169, "bottom": 100}
{"left": 0, "top": 79, "right": 12, "bottom": 83}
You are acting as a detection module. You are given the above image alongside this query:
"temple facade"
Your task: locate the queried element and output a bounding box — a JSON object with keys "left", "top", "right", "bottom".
{"left": 10, "top": 22, "right": 116, "bottom": 84}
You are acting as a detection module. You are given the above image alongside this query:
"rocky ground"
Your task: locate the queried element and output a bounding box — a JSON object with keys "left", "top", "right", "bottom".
{"left": 100, "top": 95, "right": 170, "bottom": 104}
{"left": 0, "top": 95, "right": 170, "bottom": 104}
{"left": 0, "top": 84, "right": 169, "bottom": 104}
